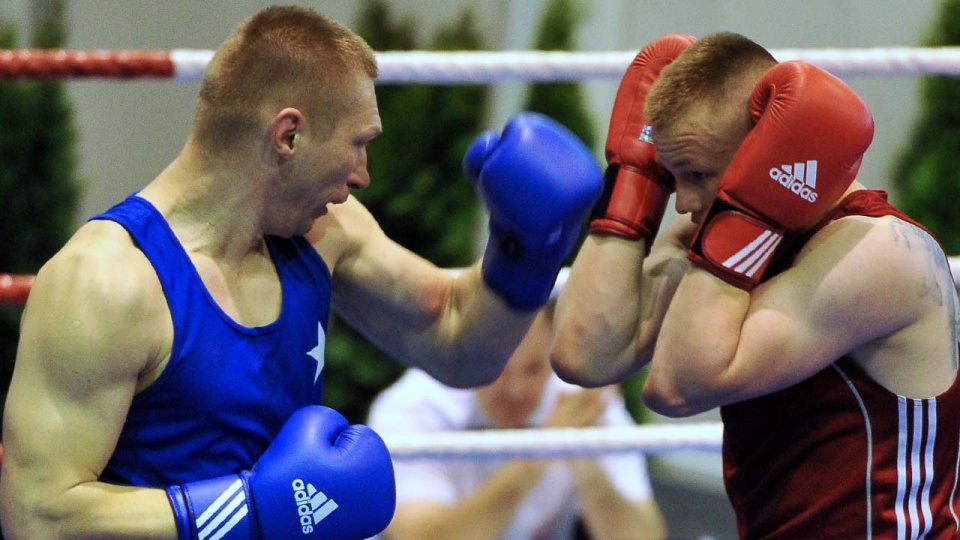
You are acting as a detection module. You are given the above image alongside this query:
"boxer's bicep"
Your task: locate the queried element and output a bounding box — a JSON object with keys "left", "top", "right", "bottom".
{"left": 2, "top": 235, "right": 164, "bottom": 533}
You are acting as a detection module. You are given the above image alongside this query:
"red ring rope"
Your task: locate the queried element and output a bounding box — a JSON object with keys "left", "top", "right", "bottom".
{"left": 0, "top": 49, "right": 174, "bottom": 79}
{"left": 0, "top": 274, "right": 35, "bottom": 306}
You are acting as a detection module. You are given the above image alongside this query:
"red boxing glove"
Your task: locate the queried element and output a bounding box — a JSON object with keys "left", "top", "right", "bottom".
{"left": 589, "top": 34, "right": 697, "bottom": 251}
{"left": 688, "top": 61, "right": 875, "bottom": 290}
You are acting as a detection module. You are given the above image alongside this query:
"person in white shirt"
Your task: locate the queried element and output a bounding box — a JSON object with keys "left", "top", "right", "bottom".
{"left": 368, "top": 302, "right": 667, "bottom": 540}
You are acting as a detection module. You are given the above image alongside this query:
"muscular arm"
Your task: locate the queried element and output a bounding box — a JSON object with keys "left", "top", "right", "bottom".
{"left": 643, "top": 215, "right": 957, "bottom": 416}
{"left": 0, "top": 223, "right": 177, "bottom": 539}
{"left": 551, "top": 215, "right": 692, "bottom": 387}
{"left": 311, "top": 196, "right": 534, "bottom": 388}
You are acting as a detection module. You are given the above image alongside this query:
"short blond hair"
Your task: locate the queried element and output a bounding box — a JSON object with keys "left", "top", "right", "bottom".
{"left": 193, "top": 6, "right": 378, "bottom": 151}
{"left": 644, "top": 32, "right": 776, "bottom": 132}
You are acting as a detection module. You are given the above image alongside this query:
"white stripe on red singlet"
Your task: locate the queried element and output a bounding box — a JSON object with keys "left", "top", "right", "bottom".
{"left": 895, "top": 397, "right": 939, "bottom": 540}
{"left": 896, "top": 397, "right": 909, "bottom": 540}
{"left": 908, "top": 400, "right": 923, "bottom": 539}
{"left": 919, "top": 400, "right": 936, "bottom": 539}
{"left": 950, "top": 429, "right": 960, "bottom": 532}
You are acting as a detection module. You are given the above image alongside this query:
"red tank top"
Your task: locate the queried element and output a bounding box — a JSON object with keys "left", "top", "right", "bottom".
{"left": 720, "top": 190, "right": 960, "bottom": 539}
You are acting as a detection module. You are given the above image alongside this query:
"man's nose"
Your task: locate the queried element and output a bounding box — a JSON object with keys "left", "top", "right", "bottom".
{"left": 349, "top": 154, "right": 370, "bottom": 190}
{"left": 674, "top": 189, "right": 701, "bottom": 216}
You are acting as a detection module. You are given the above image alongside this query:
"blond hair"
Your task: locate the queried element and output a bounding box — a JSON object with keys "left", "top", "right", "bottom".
{"left": 644, "top": 32, "right": 776, "bottom": 133}
{"left": 193, "top": 6, "right": 378, "bottom": 151}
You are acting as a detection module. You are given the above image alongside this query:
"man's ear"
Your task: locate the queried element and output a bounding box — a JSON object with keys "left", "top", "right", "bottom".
{"left": 271, "top": 107, "right": 305, "bottom": 158}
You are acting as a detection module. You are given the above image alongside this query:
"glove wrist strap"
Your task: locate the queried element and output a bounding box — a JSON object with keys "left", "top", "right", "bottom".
{"left": 166, "top": 475, "right": 255, "bottom": 540}
{"left": 688, "top": 203, "right": 786, "bottom": 290}
{"left": 589, "top": 165, "right": 672, "bottom": 253}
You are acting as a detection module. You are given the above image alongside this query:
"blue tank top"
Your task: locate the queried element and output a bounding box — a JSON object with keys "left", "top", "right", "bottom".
{"left": 91, "top": 194, "right": 331, "bottom": 487}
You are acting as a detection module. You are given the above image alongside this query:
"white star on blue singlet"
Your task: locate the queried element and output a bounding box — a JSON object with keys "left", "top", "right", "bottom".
{"left": 307, "top": 323, "right": 326, "bottom": 384}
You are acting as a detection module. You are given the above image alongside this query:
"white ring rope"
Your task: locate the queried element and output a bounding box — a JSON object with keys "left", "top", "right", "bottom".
{"left": 169, "top": 47, "right": 960, "bottom": 83}
{"left": 382, "top": 423, "right": 723, "bottom": 460}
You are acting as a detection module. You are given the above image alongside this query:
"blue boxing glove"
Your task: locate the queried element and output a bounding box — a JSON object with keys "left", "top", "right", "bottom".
{"left": 166, "top": 406, "right": 395, "bottom": 540}
{"left": 465, "top": 112, "right": 603, "bottom": 310}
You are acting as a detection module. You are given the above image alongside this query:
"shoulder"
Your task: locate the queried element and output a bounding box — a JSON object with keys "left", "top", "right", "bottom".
{"left": 46, "top": 221, "right": 163, "bottom": 308}
{"left": 23, "top": 220, "right": 168, "bottom": 372}
{"left": 803, "top": 213, "right": 948, "bottom": 290}
{"left": 789, "top": 212, "right": 950, "bottom": 326}
{"left": 305, "top": 195, "right": 386, "bottom": 273}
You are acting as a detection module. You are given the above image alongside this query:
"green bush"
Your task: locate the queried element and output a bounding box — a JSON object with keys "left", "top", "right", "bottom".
{"left": 524, "top": 0, "right": 597, "bottom": 149}
{"left": 892, "top": 0, "right": 960, "bottom": 253}
{"left": 0, "top": 0, "right": 81, "bottom": 427}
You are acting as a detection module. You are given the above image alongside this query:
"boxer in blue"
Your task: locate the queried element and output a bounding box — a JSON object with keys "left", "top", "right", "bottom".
{"left": 0, "top": 6, "right": 602, "bottom": 540}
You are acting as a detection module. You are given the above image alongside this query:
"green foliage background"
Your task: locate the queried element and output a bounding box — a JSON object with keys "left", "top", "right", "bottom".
{"left": 0, "top": 0, "right": 81, "bottom": 426}
{"left": 524, "top": 0, "right": 597, "bottom": 148}
{"left": 892, "top": 0, "right": 960, "bottom": 252}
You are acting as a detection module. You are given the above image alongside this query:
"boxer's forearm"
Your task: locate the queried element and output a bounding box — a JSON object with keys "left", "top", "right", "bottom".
{"left": 0, "top": 480, "right": 176, "bottom": 540}
{"left": 552, "top": 236, "right": 648, "bottom": 386}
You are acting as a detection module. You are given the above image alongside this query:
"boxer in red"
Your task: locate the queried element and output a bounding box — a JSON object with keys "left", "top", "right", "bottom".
{"left": 553, "top": 31, "right": 960, "bottom": 538}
